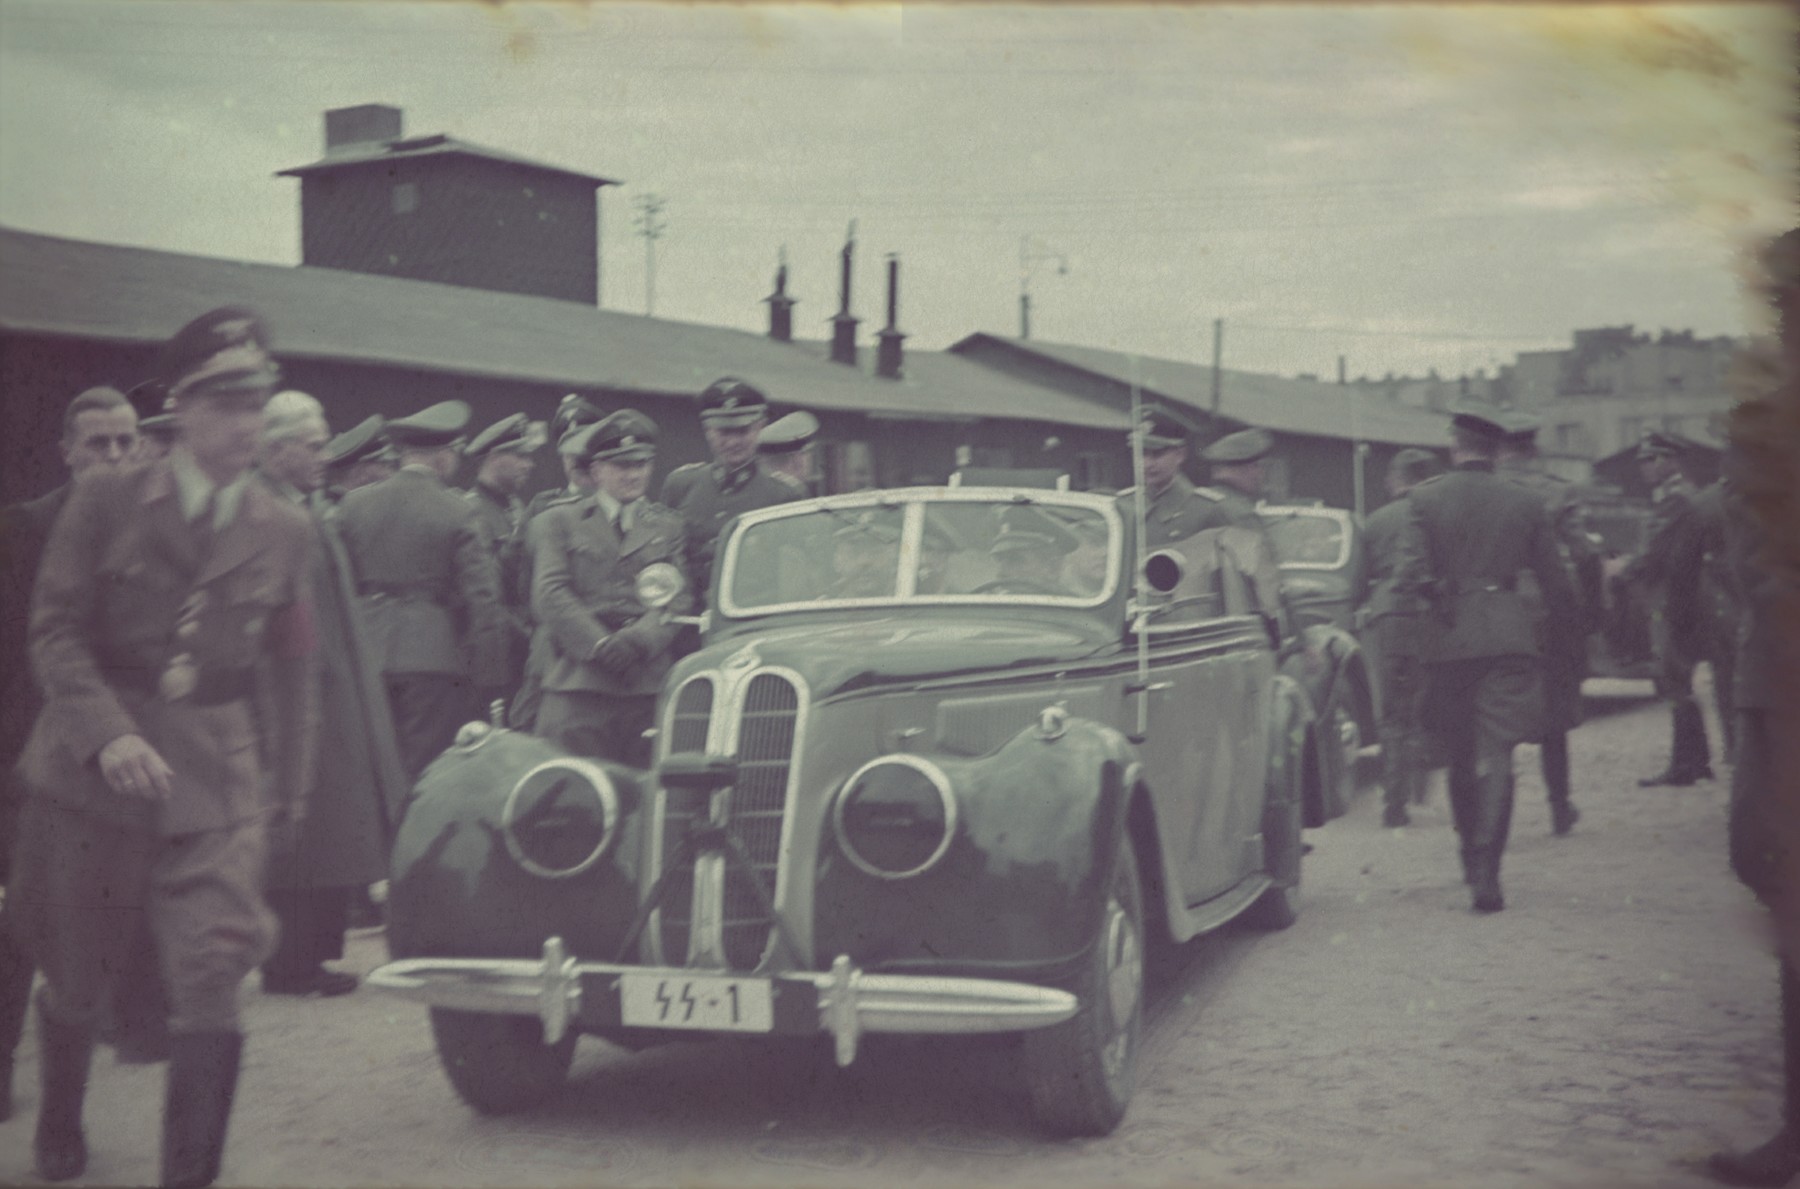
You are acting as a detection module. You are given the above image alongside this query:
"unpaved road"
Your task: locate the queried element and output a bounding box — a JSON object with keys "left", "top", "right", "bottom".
{"left": 0, "top": 683, "right": 1779, "bottom": 1188}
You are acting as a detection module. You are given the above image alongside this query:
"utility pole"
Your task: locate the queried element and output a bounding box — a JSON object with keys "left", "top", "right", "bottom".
{"left": 1019, "top": 235, "right": 1068, "bottom": 340}
{"left": 633, "top": 194, "right": 667, "bottom": 317}
{"left": 1210, "top": 318, "right": 1224, "bottom": 413}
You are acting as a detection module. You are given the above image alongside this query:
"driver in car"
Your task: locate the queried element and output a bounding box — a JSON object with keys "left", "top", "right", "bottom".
{"left": 825, "top": 511, "right": 903, "bottom": 599}
{"left": 987, "top": 507, "right": 1078, "bottom": 595}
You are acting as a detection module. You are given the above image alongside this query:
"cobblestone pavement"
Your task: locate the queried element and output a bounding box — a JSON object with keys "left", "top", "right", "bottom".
{"left": 0, "top": 681, "right": 1778, "bottom": 1188}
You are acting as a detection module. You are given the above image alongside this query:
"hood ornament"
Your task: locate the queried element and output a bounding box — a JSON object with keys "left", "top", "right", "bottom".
{"left": 725, "top": 642, "right": 761, "bottom": 671}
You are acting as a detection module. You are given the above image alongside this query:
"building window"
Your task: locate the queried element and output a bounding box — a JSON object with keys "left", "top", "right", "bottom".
{"left": 392, "top": 182, "right": 419, "bottom": 215}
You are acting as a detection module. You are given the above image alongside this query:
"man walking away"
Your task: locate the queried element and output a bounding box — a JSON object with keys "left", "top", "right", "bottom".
{"left": 1395, "top": 408, "right": 1576, "bottom": 913}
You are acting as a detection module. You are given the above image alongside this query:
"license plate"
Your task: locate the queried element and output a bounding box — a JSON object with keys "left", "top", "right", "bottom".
{"left": 618, "top": 972, "right": 774, "bottom": 1032}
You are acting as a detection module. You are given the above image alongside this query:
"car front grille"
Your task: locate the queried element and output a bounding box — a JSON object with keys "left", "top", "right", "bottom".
{"left": 656, "top": 670, "right": 800, "bottom": 971}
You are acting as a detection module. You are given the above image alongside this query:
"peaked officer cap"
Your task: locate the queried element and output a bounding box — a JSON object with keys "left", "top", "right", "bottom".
{"left": 700, "top": 377, "right": 770, "bottom": 427}
{"left": 1500, "top": 411, "right": 1542, "bottom": 445}
{"left": 759, "top": 410, "right": 820, "bottom": 455}
{"left": 159, "top": 306, "right": 280, "bottom": 402}
{"left": 991, "top": 505, "right": 1079, "bottom": 556}
{"left": 385, "top": 400, "right": 472, "bottom": 449}
{"left": 1132, "top": 405, "right": 1192, "bottom": 450}
{"left": 1448, "top": 405, "right": 1509, "bottom": 443}
{"left": 126, "top": 379, "right": 178, "bottom": 440}
{"left": 830, "top": 508, "right": 903, "bottom": 544}
{"left": 571, "top": 409, "right": 658, "bottom": 464}
{"left": 324, "top": 415, "right": 392, "bottom": 468}
{"left": 1202, "top": 427, "right": 1274, "bottom": 465}
{"left": 552, "top": 393, "right": 603, "bottom": 439}
{"left": 466, "top": 412, "right": 541, "bottom": 458}
{"left": 1636, "top": 430, "right": 1686, "bottom": 460}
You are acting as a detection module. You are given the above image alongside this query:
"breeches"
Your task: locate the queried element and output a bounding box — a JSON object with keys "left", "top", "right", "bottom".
{"left": 1371, "top": 627, "right": 1427, "bottom": 801}
{"left": 8, "top": 798, "right": 276, "bottom": 1034}
{"left": 1423, "top": 655, "right": 1543, "bottom": 778}
{"left": 538, "top": 691, "right": 656, "bottom": 769}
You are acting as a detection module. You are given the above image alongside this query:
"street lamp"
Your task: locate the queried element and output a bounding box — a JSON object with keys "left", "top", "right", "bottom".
{"left": 1019, "top": 235, "right": 1069, "bottom": 340}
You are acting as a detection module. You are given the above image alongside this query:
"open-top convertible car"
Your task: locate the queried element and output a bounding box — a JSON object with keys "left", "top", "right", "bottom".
{"left": 370, "top": 486, "right": 1347, "bottom": 1136}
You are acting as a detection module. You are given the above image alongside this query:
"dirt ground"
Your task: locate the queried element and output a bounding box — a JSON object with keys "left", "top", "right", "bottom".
{"left": 0, "top": 680, "right": 1781, "bottom": 1188}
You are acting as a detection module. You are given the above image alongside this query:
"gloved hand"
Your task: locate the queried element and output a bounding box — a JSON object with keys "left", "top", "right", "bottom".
{"left": 591, "top": 627, "right": 652, "bottom": 677}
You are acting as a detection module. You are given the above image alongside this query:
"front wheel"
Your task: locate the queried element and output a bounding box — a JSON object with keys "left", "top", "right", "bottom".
{"left": 1022, "top": 835, "right": 1144, "bottom": 1137}
{"left": 429, "top": 1008, "right": 576, "bottom": 1115}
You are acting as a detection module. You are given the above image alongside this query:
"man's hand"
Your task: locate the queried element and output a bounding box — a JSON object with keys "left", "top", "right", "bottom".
{"left": 98, "top": 735, "right": 174, "bottom": 801}
{"left": 592, "top": 628, "right": 651, "bottom": 676}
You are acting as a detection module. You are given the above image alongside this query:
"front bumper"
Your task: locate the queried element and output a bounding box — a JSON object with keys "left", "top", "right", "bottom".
{"left": 368, "top": 938, "right": 1079, "bottom": 1067}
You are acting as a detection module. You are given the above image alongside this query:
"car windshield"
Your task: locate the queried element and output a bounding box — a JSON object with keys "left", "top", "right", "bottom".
{"left": 1259, "top": 509, "right": 1349, "bottom": 569}
{"left": 719, "top": 492, "right": 1120, "bottom": 614}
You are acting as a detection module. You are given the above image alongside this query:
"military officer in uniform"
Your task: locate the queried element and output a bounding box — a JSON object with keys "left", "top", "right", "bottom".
{"left": 1116, "top": 405, "right": 1233, "bottom": 549}
{"left": 129, "top": 381, "right": 179, "bottom": 462}
{"left": 532, "top": 411, "right": 691, "bottom": 767}
{"left": 463, "top": 413, "right": 541, "bottom": 701}
{"left": 254, "top": 392, "right": 406, "bottom": 998}
{"left": 1691, "top": 472, "right": 1740, "bottom": 764}
{"left": 1497, "top": 415, "right": 1594, "bottom": 835}
{"left": 760, "top": 410, "right": 821, "bottom": 496}
{"left": 1200, "top": 427, "right": 1278, "bottom": 529}
{"left": 1354, "top": 447, "right": 1443, "bottom": 828}
{"left": 510, "top": 397, "right": 606, "bottom": 731}
{"left": 1621, "top": 430, "right": 1714, "bottom": 787}
{"left": 9, "top": 307, "right": 318, "bottom": 1186}
{"left": 335, "top": 401, "right": 508, "bottom": 783}
{"left": 1394, "top": 408, "right": 1576, "bottom": 913}
{"left": 320, "top": 415, "right": 396, "bottom": 503}
{"left": 660, "top": 377, "right": 799, "bottom": 599}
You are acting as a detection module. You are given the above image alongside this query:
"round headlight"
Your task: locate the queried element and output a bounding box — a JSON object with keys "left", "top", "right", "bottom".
{"left": 501, "top": 759, "right": 620, "bottom": 880}
{"left": 833, "top": 756, "right": 957, "bottom": 880}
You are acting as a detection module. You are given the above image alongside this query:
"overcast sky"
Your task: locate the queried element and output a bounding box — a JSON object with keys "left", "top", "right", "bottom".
{"left": 0, "top": 2, "right": 1792, "bottom": 380}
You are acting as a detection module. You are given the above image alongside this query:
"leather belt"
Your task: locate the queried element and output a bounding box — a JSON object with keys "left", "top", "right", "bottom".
{"left": 105, "top": 666, "right": 254, "bottom": 706}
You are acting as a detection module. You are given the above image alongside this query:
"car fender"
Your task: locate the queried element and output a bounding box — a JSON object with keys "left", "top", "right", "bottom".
{"left": 386, "top": 726, "right": 650, "bottom": 963}
{"left": 811, "top": 715, "right": 1135, "bottom": 978}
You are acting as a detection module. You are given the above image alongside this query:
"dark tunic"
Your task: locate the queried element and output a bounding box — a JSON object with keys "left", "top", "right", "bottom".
{"left": 659, "top": 460, "right": 798, "bottom": 599}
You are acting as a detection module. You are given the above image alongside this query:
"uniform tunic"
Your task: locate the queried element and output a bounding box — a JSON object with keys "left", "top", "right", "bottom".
{"left": 659, "top": 460, "right": 797, "bottom": 599}
{"left": 11, "top": 457, "right": 318, "bottom": 1032}
{"left": 1116, "top": 474, "right": 1236, "bottom": 549}
{"left": 1355, "top": 495, "right": 1429, "bottom": 812}
{"left": 532, "top": 496, "right": 692, "bottom": 766}
{"left": 465, "top": 480, "right": 530, "bottom": 697}
{"left": 1501, "top": 464, "right": 1591, "bottom": 735}
{"left": 509, "top": 484, "right": 590, "bottom": 730}
{"left": 1620, "top": 472, "right": 1713, "bottom": 776}
{"left": 336, "top": 465, "right": 507, "bottom": 781}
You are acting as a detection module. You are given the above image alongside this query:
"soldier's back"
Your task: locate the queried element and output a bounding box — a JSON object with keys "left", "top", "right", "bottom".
{"left": 338, "top": 468, "right": 475, "bottom": 591}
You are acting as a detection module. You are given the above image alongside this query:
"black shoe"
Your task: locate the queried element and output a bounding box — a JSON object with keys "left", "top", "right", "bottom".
{"left": 34, "top": 1006, "right": 92, "bottom": 1182}
{"left": 1707, "top": 1129, "right": 1800, "bottom": 1187}
{"left": 1471, "top": 880, "right": 1505, "bottom": 913}
{"left": 1639, "top": 768, "right": 1707, "bottom": 788}
{"left": 162, "top": 1031, "right": 243, "bottom": 1189}
{"left": 262, "top": 968, "right": 358, "bottom": 998}
{"left": 1551, "top": 804, "right": 1580, "bottom": 836}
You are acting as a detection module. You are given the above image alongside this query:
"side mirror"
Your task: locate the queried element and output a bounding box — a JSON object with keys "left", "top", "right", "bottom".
{"left": 635, "top": 562, "right": 684, "bottom": 610}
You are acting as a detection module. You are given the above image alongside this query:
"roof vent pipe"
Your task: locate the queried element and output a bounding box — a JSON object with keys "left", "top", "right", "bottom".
{"left": 876, "top": 253, "right": 905, "bottom": 380}
{"left": 829, "top": 220, "right": 860, "bottom": 367}
{"left": 764, "top": 247, "right": 796, "bottom": 343}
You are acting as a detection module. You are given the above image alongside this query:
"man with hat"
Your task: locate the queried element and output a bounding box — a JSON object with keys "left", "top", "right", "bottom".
{"left": 8, "top": 306, "right": 318, "bottom": 1186}
{"left": 1394, "top": 407, "right": 1577, "bottom": 913}
{"left": 759, "top": 409, "right": 821, "bottom": 496}
{"left": 463, "top": 413, "right": 543, "bottom": 701}
{"left": 510, "top": 395, "right": 605, "bottom": 731}
{"left": 531, "top": 410, "right": 690, "bottom": 767}
{"left": 253, "top": 392, "right": 406, "bottom": 999}
{"left": 128, "top": 380, "right": 179, "bottom": 462}
{"left": 336, "top": 400, "right": 508, "bottom": 783}
{"left": 1354, "top": 446, "right": 1444, "bottom": 828}
{"left": 987, "top": 505, "right": 1079, "bottom": 596}
{"left": 1497, "top": 413, "right": 1597, "bottom": 835}
{"left": 320, "top": 415, "right": 397, "bottom": 504}
{"left": 1199, "top": 427, "right": 1279, "bottom": 530}
{"left": 1620, "top": 430, "right": 1714, "bottom": 787}
{"left": 660, "top": 377, "right": 799, "bottom": 600}
{"left": 1116, "top": 405, "right": 1233, "bottom": 549}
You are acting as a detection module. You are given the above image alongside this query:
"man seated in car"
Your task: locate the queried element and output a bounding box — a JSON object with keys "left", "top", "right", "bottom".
{"left": 825, "top": 510, "right": 903, "bottom": 599}
{"left": 985, "top": 506, "right": 1078, "bottom": 596}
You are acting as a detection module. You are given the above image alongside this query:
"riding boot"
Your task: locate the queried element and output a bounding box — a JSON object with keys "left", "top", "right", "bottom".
{"left": 0, "top": 926, "right": 36, "bottom": 1122}
{"left": 34, "top": 997, "right": 94, "bottom": 1182}
{"left": 161, "top": 1031, "right": 243, "bottom": 1189}
{"left": 1709, "top": 960, "right": 1800, "bottom": 1187}
{"left": 1673, "top": 699, "right": 1714, "bottom": 781}
{"left": 1468, "top": 768, "right": 1513, "bottom": 913}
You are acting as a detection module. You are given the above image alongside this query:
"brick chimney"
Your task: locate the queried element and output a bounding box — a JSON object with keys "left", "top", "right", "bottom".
{"left": 763, "top": 249, "right": 796, "bottom": 343}
{"left": 875, "top": 253, "right": 905, "bottom": 380}
{"left": 324, "top": 104, "right": 403, "bottom": 154}
{"left": 829, "top": 221, "right": 860, "bottom": 367}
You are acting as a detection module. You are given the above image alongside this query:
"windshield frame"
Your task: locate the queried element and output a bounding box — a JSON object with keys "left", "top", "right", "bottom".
{"left": 715, "top": 487, "right": 1125, "bottom": 618}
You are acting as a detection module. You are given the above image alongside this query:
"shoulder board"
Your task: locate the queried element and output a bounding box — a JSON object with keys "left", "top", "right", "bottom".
{"left": 1193, "top": 486, "right": 1226, "bottom": 502}
{"left": 1415, "top": 473, "right": 1445, "bottom": 487}
{"left": 1114, "top": 486, "right": 1136, "bottom": 497}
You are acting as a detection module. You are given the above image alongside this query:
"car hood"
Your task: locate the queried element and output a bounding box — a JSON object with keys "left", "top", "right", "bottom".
{"left": 682, "top": 612, "right": 1119, "bottom": 700}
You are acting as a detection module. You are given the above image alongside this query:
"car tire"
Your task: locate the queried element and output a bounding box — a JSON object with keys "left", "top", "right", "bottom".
{"left": 1022, "top": 835, "right": 1144, "bottom": 1137}
{"left": 428, "top": 1008, "right": 576, "bottom": 1116}
{"left": 1243, "top": 764, "right": 1304, "bottom": 931}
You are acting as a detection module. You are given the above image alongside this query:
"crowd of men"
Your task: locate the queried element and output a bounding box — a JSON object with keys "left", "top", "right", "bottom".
{"left": 0, "top": 303, "right": 818, "bottom": 1186}
{"left": 0, "top": 243, "right": 1793, "bottom": 1186}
